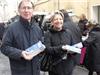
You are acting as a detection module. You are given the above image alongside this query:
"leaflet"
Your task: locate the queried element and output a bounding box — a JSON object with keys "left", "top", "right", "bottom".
{"left": 26, "top": 41, "right": 46, "bottom": 55}
{"left": 82, "top": 34, "right": 89, "bottom": 41}
{"left": 73, "top": 42, "right": 83, "bottom": 49}
{"left": 65, "top": 45, "right": 81, "bottom": 54}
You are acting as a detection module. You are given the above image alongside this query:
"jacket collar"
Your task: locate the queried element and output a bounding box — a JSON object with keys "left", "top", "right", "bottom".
{"left": 19, "top": 16, "right": 35, "bottom": 30}
{"left": 49, "top": 26, "right": 66, "bottom": 33}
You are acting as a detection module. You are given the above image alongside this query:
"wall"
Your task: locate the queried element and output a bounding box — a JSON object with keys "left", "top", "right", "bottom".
{"left": 35, "top": 0, "right": 88, "bottom": 19}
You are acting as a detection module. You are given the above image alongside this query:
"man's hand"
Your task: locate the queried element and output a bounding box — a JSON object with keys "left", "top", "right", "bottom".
{"left": 21, "top": 51, "right": 34, "bottom": 60}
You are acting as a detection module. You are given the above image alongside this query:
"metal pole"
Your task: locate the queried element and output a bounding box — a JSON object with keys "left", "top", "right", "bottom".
{"left": 58, "top": 0, "right": 59, "bottom": 10}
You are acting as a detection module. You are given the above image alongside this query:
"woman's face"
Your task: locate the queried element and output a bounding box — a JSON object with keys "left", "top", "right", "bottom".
{"left": 51, "top": 14, "right": 63, "bottom": 29}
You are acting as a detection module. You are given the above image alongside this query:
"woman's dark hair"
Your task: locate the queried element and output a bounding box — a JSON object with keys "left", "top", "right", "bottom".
{"left": 18, "top": 0, "right": 35, "bottom": 9}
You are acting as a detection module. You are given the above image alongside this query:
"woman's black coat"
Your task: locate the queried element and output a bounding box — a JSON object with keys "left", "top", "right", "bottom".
{"left": 83, "top": 26, "right": 100, "bottom": 72}
{"left": 44, "top": 27, "right": 80, "bottom": 75}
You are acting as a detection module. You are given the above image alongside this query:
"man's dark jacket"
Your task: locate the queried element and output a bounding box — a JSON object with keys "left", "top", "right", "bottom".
{"left": 1, "top": 16, "right": 42, "bottom": 75}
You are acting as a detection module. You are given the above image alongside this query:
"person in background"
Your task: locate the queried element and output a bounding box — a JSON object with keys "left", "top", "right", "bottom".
{"left": 60, "top": 9, "right": 82, "bottom": 65}
{"left": 0, "top": 0, "right": 42, "bottom": 75}
{"left": 82, "top": 20, "right": 100, "bottom": 75}
{"left": 0, "top": 23, "right": 5, "bottom": 40}
{"left": 78, "top": 14, "right": 88, "bottom": 36}
{"left": 44, "top": 11, "right": 80, "bottom": 75}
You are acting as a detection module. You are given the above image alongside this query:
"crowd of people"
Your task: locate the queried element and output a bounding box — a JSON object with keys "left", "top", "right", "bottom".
{"left": 0, "top": 0, "right": 100, "bottom": 75}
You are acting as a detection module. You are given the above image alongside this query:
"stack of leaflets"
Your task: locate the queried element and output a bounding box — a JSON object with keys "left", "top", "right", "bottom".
{"left": 73, "top": 42, "right": 83, "bottom": 49}
{"left": 65, "top": 45, "right": 81, "bottom": 54}
{"left": 26, "top": 41, "right": 46, "bottom": 57}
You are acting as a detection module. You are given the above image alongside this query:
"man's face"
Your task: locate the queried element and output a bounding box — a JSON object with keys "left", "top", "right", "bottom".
{"left": 18, "top": 1, "right": 33, "bottom": 21}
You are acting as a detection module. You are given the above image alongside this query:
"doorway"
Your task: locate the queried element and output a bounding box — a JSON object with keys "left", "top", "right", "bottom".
{"left": 92, "top": 6, "right": 100, "bottom": 24}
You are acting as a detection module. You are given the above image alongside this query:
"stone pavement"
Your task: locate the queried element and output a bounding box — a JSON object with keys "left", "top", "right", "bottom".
{"left": 0, "top": 51, "right": 11, "bottom": 75}
{"left": 0, "top": 51, "right": 97, "bottom": 75}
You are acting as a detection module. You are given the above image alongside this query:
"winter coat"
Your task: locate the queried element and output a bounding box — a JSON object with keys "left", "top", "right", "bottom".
{"left": 64, "top": 21, "right": 82, "bottom": 65}
{"left": 0, "top": 16, "right": 42, "bottom": 75}
{"left": 44, "top": 27, "right": 79, "bottom": 75}
{"left": 64, "top": 21, "right": 82, "bottom": 43}
{"left": 83, "top": 26, "right": 100, "bottom": 72}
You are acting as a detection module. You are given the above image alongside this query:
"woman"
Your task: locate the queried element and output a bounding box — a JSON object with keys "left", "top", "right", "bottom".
{"left": 44, "top": 11, "right": 79, "bottom": 75}
{"left": 83, "top": 20, "right": 100, "bottom": 75}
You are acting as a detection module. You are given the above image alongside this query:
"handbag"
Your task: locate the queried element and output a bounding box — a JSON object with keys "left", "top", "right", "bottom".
{"left": 40, "top": 53, "right": 53, "bottom": 71}
{"left": 40, "top": 53, "right": 67, "bottom": 71}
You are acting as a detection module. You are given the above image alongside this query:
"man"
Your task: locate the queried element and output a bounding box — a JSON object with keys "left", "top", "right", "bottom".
{"left": 0, "top": 0, "right": 42, "bottom": 75}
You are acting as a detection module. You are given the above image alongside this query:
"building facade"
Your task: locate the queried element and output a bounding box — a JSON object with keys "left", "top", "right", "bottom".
{"left": 0, "top": 0, "right": 100, "bottom": 24}
{"left": 34, "top": 0, "right": 100, "bottom": 24}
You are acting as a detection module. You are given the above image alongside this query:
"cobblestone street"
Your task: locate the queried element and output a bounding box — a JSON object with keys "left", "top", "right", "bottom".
{"left": 0, "top": 52, "right": 11, "bottom": 75}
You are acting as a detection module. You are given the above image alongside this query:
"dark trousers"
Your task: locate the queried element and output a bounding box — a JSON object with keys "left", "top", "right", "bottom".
{"left": 49, "top": 57, "right": 76, "bottom": 75}
{"left": 88, "top": 70, "right": 93, "bottom": 75}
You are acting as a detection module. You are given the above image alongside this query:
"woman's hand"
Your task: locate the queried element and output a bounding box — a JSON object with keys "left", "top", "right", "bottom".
{"left": 62, "top": 45, "right": 68, "bottom": 51}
